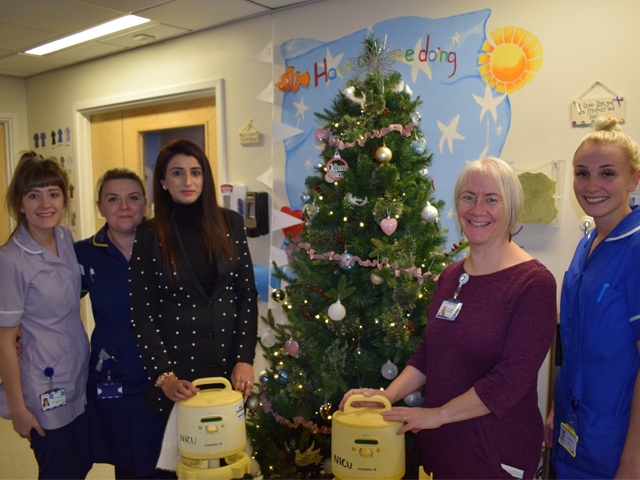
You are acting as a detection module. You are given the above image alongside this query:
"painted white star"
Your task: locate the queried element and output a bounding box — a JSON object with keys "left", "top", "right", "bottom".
{"left": 293, "top": 97, "right": 309, "bottom": 119}
{"left": 305, "top": 158, "right": 313, "bottom": 169}
{"left": 451, "top": 32, "right": 461, "bottom": 45}
{"left": 411, "top": 37, "right": 432, "bottom": 83}
{"left": 326, "top": 48, "right": 344, "bottom": 78}
{"left": 285, "top": 40, "right": 295, "bottom": 54}
{"left": 496, "top": 124, "right": 504, "bottom": 135}
{"left": 437, "top": 115, "right": 465, "bottom": 154}
{"left": 472, "top": 85, "right": 506, "bottom": 122}
{"left": 447, "top": 208, "right": 455, "bottom": 219}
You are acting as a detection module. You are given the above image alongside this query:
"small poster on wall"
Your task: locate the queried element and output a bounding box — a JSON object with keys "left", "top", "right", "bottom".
{"left": 572, "top": 81, "right": 625, "bottom": 126}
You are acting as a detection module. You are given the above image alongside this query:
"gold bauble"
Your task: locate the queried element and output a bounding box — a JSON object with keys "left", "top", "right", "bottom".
{"left": 374, "top": 146, "right": 393, "bottom": 163}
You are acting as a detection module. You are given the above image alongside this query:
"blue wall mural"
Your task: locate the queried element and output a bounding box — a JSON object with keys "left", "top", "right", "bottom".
{"left": 277, "top": 9, "right": 543, "bottom": 243}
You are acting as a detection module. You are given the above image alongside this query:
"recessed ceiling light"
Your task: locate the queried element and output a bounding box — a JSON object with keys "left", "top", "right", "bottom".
{"left": 25, "top": 15, "right": 150, "bottom": 55}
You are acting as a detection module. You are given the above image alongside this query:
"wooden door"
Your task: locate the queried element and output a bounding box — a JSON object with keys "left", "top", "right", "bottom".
{"left": 90, "top": 96, "right": 216, "bottom": 232}
{"left": 0, "top": 124, "right": 9, "bottom": 245}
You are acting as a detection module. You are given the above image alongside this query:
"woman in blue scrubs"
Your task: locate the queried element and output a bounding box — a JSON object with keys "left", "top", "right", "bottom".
{"left": 74, "top": 169, "right": 169, "bottom": 479}
{"left": 546, "top": 117, "right": 640, "bottom": 478}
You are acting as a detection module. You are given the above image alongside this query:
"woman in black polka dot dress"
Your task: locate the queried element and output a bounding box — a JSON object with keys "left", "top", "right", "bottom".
{"left": 130, "top": 139, "right": 258, "bottom": 417}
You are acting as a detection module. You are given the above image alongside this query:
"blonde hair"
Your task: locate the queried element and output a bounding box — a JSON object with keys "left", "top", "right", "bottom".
{"left": 574, "top": 116, "right": 640, "bottom": 173}
{"left": 454, "top": 157, "right": 524, "bottom": 236}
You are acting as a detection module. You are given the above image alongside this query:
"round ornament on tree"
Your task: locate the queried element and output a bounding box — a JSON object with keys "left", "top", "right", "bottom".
{"left": 370, "top": 271, "right": 384, "bottom": 285}
{"left": 374, "top": 145, "right": 393, "bottom": 163}
{"left": 271, "top": 288, "right": 286, "bottom": 304}
{"left": 276, "top": 369, "right": 289, "bottom": 385}
{"left": 421, "top": 201, "right": 439, "bottom": 223}
{"left": 403, "top": 391, "right": 422, "bottom": 407}
{"left": 259, "top": 370, "right": 269, "bottom": 384}
{"left": 328, "top": 299, "right": 346, "bottom": 321}
{"left": 410, "top": 137, "right": 427, "bottom": 154}
{"left": 260, "top": 330, "right": 276, "bottom": 348}
{"left": 419, "top": 167, "right": 429, "bottom": 178}
{"left": 338, "top": 252, "right": 355, "bottom": 270}
{"left": 381, "top": 359, "right": 399, "bottom": 380}
{"left": 314, "top": 128, "right": 330, "bottom": 142}
{"left": 323, "top": 458, "right": 332, "bottom": 475}
{"left": 246, "top": 396, "right": 260, "bottom": 411}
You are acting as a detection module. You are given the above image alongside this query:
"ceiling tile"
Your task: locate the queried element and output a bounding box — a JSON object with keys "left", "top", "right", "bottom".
{"left": 0, "top": 53, "right": 75, "bottom": 75}
{"left": 140, "top": 0, "right": 267, "bottom": 30}
{"left": 76, "top": 0, "right": 173, "bottom": 14}
{"left": 0, "top": 0, "right": 122, "bottom": 34}
{"left": 0, "top": 23, "right": 59, "bottom": 51}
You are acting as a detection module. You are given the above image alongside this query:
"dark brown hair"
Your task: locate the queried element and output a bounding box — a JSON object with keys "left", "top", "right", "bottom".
{"left": 152, "top": 139, "right": 231, "bottom": 275}
{"left": 5, "top": 151, "right": 69, "bottom": 243}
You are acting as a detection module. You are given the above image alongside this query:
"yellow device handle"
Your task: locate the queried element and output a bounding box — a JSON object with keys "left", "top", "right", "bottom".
{"left": 344, "top": 393, "right": 391, "bottom": 414}
{"left": 191, "top": 377, "right": 232, "bottom": 390}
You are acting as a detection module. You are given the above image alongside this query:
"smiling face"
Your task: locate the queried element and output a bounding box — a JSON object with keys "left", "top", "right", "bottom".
{"left": 160, "top": 153, "right": 203, "bottom": 205}
{"left": 20, "top": 185, "right": 65, "bottom": 238}
{"left": 573, "top": 141, "right": 640, "bottom": 234}
{"left": 457, "top": 173, "right": 508, "bottom": 247}
{"left": 97, "top": 178, "right": 146, "bottom": 236}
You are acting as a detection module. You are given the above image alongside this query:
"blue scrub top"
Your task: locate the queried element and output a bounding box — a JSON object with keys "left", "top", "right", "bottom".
{"left": 75, "top": 223, "right": 147, "bottom": 402}
{"left": 554, "top": 206, "right": 640, "bottom": 478}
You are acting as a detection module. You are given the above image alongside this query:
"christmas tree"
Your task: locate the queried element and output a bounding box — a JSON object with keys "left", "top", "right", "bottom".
{"left": 246, "top": 36, "right": 459, "bottom": 479}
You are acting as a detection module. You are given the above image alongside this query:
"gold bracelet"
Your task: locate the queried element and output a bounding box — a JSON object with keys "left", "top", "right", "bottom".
{"left": 155, "top": 371, "right": 176, "bottom": 387}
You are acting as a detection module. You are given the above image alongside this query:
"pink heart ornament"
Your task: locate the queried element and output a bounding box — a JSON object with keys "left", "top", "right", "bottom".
{"left": 380, "top": 217, "right": 398, "bottom": 236}
{"left": 285, "top": 339, "right": 300, "bottom": 357}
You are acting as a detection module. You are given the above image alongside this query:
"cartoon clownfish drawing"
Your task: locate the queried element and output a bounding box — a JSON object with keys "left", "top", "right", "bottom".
{"left": 276, "top": 66, "right": 310, "bottom": 94}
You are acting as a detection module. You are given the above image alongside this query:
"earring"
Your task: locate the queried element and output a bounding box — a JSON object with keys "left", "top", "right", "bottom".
{"left": 162, "top": 185, "right": 167, "bottom": 191}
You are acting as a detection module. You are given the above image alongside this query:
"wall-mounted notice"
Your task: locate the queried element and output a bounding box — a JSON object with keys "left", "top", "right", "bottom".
{"left": 572, "top": 80, "right": 625, "bottom": 126}
{"left": 572, "top": 96, "right": 625, "bottom": 125}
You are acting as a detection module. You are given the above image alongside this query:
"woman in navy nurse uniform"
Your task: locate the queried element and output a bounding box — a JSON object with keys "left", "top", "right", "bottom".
{"left": 74, "top": 168, "right": 169, "bottom": 479}
{"left": 546, "top": 117, "right": 640, "bottom": 478}
{"left": 0, "top": 152, "right": 91, "bottom": 479}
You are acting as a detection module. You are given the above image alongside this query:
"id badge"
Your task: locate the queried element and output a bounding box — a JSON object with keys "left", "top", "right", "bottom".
{"left": 97, "top": 381, "right": 123, "bottom": 399}
{"left": 40, "top": 388, "right": 67, "bottom": 412}
{"left": 558, "top": 422, "right": 578, "bottom": 457}
{"left": 436, "top": 299, "right": 463, "bottom": 321}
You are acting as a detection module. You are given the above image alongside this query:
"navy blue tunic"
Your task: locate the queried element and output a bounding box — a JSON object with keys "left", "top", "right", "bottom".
{"left": 75, "top": 222, "right": 166, "bottom": 477}
{"left": 553, "top": 206, "right": 640, "bottom": 478}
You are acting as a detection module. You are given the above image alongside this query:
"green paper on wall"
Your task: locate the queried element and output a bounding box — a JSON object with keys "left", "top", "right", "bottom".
{"left": 518, "top": 171, "right": 558, "bottom": 223}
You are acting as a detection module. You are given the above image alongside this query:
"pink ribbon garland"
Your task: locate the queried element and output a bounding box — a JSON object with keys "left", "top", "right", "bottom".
{"left": 259, "top": 391, "right": 332, "bottom": 434}
{"left": 286, "top": 242, "right": 432, "bottom": 285}
{"left": 327, "top": 123, "right": 414, "bottom": 150}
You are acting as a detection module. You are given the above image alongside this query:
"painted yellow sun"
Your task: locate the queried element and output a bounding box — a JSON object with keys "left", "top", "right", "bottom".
{"left": 478, "top": 26, "right": 543, "bottom": 94}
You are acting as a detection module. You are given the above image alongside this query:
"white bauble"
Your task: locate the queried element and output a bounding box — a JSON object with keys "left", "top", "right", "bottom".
{"left": 381, "top": 360, "right": 399, "bottom": 380}
{"left": 328, "top": 299, "right": 346, "bottom": 321}
{"left": 421, "top": 201, "right": 439, "bottom": 223}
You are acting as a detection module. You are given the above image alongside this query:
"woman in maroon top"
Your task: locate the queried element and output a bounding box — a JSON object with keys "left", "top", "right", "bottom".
{"left": 340, "top": 158, "right": 557, "bottom": 478}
